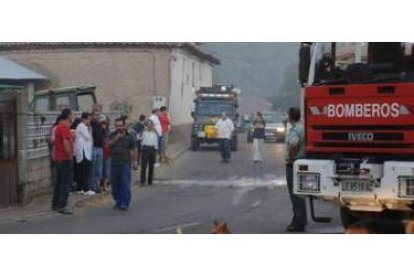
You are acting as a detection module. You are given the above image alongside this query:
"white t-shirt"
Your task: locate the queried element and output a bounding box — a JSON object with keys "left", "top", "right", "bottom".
{"left": 149, "top": 114, "right": 162, "bottom": 136}
{"left": 141, "top": 130, "right": 159, "bottom": 149}
{"left": 215, "top": 118, "right": 235, "bottom": 139}
{"left": 75, "top": 122, "right": 93, "bottom": 163}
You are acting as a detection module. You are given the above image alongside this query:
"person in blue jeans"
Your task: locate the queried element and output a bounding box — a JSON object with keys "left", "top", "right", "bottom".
{"left": 90, "top": 109, "right": 105, "bottom": 194}
{"left": 108, "top": 118, "right": 138, "bottom": 211}
{"left": 215, "top": 112, "right": 235, "bottom": 163}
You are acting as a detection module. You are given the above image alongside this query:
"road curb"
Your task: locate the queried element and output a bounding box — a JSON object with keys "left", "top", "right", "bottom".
{"left": 169, "top": 145, "right": 189, "bottom": 162}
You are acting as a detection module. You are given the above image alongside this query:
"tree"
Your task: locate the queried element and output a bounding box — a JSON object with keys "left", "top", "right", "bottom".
{"left": 268, "top": 62, "right": 301, "bottom": 111}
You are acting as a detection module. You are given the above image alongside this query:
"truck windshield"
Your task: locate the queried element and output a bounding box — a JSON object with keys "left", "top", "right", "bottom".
{"left": 313, "top": 42, "right": 414, "bottom": 85}
{"left": 196, "top": 101, "right": 234, "bottom": 116}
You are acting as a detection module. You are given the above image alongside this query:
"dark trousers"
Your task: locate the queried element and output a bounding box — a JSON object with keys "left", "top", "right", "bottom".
{"left": 111, "top": 164, "right": 131, "bottom": 207}
{"left": 286, "top": 164, "right": 307, "bottom": 226}
{"left": 72, "top": 156, "right": 78, "bottom": 191}
{"left": 137, "top": 141, "right": 142, "bottom": 165}
{"left": 158, "top": 136, "right": 163, "bottom": 160}
{"left": 141, "top": 146, "right": 156, "bottom": 184}
{"left": 76, "top": 154, "right": 92, "bottom": 192}
{"left": 52, "top": 159, "right": 73, "bottom": 209}
{"left": 219, "top": 138, "right": 231, "bottom": 161}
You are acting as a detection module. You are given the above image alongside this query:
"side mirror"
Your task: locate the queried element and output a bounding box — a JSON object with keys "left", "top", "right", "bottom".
{"left": 299, "top": 43, "right": 311, "bottom": 86}
{"left": 191, "top": 111, "right": 195, "bottom": 118}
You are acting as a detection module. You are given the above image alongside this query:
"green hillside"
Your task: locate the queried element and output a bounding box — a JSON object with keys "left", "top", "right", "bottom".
{"left": 201, "top": 42, "right": 301, "bottom": 110}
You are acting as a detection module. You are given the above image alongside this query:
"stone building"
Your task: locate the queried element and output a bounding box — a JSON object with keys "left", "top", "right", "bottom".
{"left": 0, "top": 43, "right": 220, "bottom": 125}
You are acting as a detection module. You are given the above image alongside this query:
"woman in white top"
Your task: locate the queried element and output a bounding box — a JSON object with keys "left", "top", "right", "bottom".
{"left": 140, "top": 119, "right": 158, "bottom": 186}
{"left": 75, "top": 112, "right": 94, "bottom": 194}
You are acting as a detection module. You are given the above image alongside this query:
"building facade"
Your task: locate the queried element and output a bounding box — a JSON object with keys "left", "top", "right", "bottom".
{"left": 0, "top": 43, "right": 220, "bottom": 125}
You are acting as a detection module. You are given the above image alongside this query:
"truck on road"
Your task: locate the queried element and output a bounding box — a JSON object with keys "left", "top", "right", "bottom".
{"left": 191, "top": 85, "right": 239, "bottom": 151}
{"left": 294, "top": 42, "right": 414, "bottom": 227}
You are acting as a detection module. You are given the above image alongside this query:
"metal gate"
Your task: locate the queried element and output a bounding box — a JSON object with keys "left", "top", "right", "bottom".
{"left": 0, "top": 100, "right": 18, "bottom": 207}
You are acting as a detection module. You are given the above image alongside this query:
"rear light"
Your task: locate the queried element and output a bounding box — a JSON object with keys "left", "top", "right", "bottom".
{"left": 398, "top": 176, "right": 414, "bottom": 198}
{"left": 297, "top": 173, "right": 320, "bottom": 193}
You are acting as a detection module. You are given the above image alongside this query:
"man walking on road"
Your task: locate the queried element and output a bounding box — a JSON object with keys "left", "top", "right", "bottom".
{"left": 108, "top": 118, "right": 138, "bottom": 211}
{"left": 215, "top": 112, "right": 235, "bottom": 163}
{"left": 51, "top": 108, "right": 74, "bottom": 214}
{"left": 285, "top": 107, "right": 307, "bottom": 232}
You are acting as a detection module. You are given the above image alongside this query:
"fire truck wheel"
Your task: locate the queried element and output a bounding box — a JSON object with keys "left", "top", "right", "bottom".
{"left": 340, "top": 207, "right": 362, "bottom": 228}
{"left": 340, "top": 207, "right": 384, "bottom": 229}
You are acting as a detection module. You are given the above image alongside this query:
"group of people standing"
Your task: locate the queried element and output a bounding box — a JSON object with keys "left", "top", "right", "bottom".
{"left": 50, "top": 106, "right": 171, "bottom": 214}
{"left": 226, "top": 108, "right": 305, "bottom": 232}
{"left": 133, "top": 106, "right": 171, "bottom": 185}
{"left": 51, "top": 104, "right": 306, "bottom": 233}
{"left": 251, "top": 108, "right": 307, "bottom": 232}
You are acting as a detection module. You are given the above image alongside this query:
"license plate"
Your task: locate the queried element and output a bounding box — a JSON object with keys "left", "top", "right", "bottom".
{"left": 341, "top": 179, "right": 373, "bottom": 192}
{"left": 198, "top": 131, "right": 206, "bottom": 138}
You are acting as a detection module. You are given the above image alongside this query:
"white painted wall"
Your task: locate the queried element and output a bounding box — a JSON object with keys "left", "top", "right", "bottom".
{"left": 169, "top": 49, "right": 213, "bottom": 126}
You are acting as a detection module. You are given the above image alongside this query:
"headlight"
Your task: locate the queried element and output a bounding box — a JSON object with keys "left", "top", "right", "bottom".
{"left": 276, "top": 126, "right": 285, "bottom": 133}
{"left": 297, "top": 173, "right": 320, "bottom": 193}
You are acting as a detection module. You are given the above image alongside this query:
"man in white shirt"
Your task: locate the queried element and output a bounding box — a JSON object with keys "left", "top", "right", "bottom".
{"left": 215, "top": 112, "right": 235, "bottom": 163}
{"left": 75, "top": 112, "right": 94, "bottom": 194}
{"left": 149, "top": 108, "right": 162, "bottom": 136}
{"left": 140, "top": 119, "right": 159, "bottom": 186}
{"left": 149, "top": 108, "right": 162, "bottom": 166}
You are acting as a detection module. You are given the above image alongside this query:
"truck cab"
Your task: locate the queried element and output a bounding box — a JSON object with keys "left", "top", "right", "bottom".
{"left": 295, "top": 42, "right": 414, "bottom": 226}
{"left": 191, "top": 85, "right": 239, "bottom": 151}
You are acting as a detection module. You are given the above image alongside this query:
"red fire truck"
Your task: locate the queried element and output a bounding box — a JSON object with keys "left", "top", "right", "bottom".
{"left": 295, "top": 42, "right": 414, "bottom": 227}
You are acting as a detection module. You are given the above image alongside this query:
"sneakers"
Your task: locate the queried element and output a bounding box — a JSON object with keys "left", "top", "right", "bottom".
{"left": 84, "top": 190, "right": 96, "bottom": 196}
{"left": 113, "top": 205, "right": 128, "bottom": 211}
{"left": 76, "top": 190, "right": 84, "bottom": 195}
{"left": 154, "top": 163, "right": 160, "bottom": 168}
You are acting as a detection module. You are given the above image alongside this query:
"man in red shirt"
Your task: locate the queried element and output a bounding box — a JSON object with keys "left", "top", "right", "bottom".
{"left": 51, "top": 108, "right": 74, "bottom": 214}
{"left": 159, "top": 106, "right": 171, "bottom": 162}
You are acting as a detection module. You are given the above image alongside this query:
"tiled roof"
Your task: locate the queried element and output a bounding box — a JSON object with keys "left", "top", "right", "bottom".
{"left": 0, "top": 42, "right": 220, "bottom": 65}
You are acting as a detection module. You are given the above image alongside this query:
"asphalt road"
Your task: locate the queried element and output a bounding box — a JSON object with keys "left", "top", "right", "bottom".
{"left": 0, "top": 134, "right": 344, "bottom": 234}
